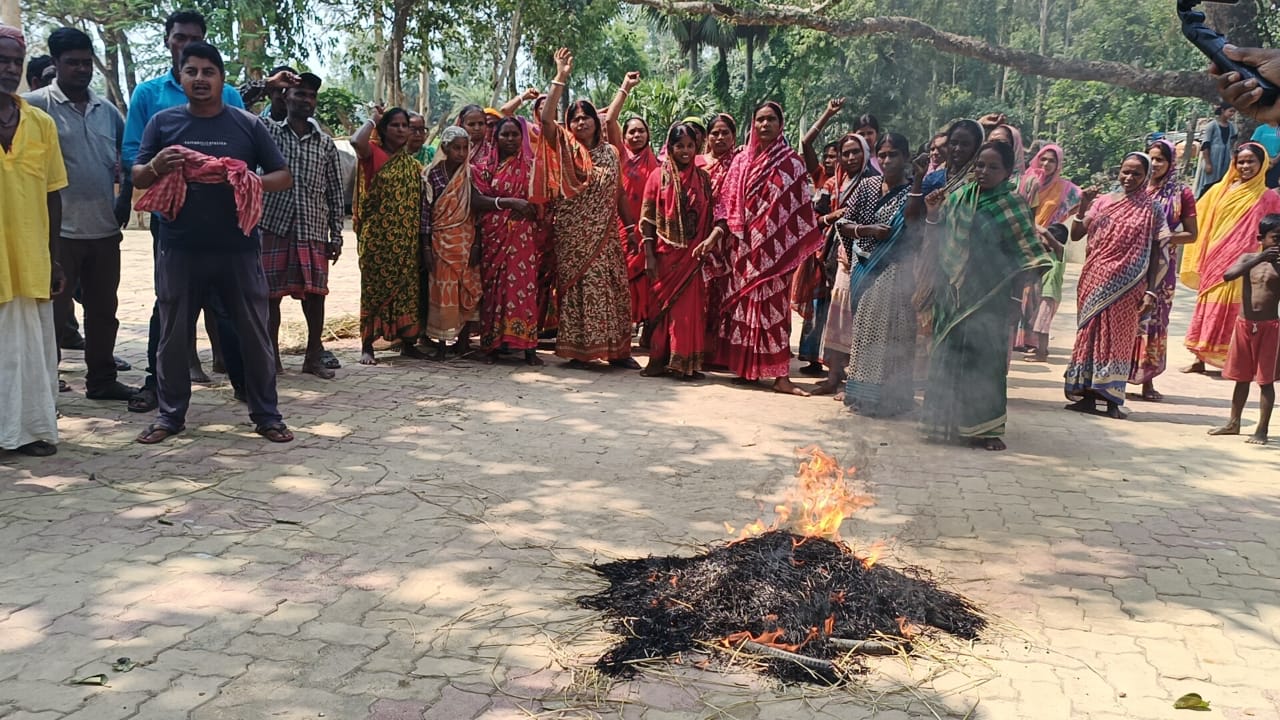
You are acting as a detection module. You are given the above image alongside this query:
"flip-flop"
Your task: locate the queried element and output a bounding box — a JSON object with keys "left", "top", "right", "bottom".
{"left": 128, "top": 386, "right": 158, "bottom": 413}
{"left": 321, "top": 351, "right": 341, "bottom": 369}
{"left": 255, "top": 423, "right": 294, "bottom": 443}
{"left": 136, "top": 423, "right": 183, "bottom": 445}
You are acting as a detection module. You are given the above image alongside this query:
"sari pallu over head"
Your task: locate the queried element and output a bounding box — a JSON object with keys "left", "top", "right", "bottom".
{"left": 933, "top": 180, "right": 1051, "bottom": 346}
{"left": 716, "top": 102, "right": 824, "bottom": 310}
{"left": 1018, "top": 144, "right": 1081, "bottom": 227}
{"left": 644, "top": 145, "right": 715, "bottom": 317}
{"left": 1181, "top": 142, "right": 1280, "bottom": 294}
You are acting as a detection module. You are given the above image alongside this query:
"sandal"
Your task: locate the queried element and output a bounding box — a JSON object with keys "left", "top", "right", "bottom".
{"left": 15, "top": 440, "right": 57, "bottom": 457}
{"left": 320, "top": 350, "right": 341, "bottom": 369}
{"left": 136, "top": 423, "right": 183, "bottom": 445}
{"left": 255, "top": 422, "right": 294, "bottom": 443}
{"left": 128, "top": 386, "right": 158, "bottom": 413}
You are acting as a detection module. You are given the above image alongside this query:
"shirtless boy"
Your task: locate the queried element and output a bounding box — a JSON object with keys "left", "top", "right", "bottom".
{"left": 1209, "top": 213, "right": 1280, "bottom": 445}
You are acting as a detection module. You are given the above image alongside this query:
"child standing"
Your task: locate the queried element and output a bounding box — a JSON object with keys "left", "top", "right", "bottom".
{"left": 1208, "top": 214, "right": 1280, "bottom": 445}
{"left": 1024, "top": 223, "right": 1070, "bottom": 362}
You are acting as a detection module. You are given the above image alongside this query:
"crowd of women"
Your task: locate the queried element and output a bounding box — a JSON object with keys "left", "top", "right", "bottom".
{"left": 343, "top": 46, "right": 1277, "bottom": 452}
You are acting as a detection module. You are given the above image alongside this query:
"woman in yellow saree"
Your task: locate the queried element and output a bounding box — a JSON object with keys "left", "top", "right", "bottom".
{"left": 1181, "top": 143, "right": 1280, "bottom": 371}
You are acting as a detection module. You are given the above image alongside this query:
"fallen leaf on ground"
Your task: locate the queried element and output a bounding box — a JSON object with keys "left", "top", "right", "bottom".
{"left": 1174, "top": 693, "right": 1211, "bottom": 711}
{"left": 71, "top": 674, "right": 108, "bottom": 686}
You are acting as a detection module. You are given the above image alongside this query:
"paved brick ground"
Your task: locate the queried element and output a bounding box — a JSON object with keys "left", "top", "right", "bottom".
{"left": 2, "top": 229, "right": 1278, "bottom": 719}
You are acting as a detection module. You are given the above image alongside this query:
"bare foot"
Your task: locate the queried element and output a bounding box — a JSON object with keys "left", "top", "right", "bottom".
{"left": 1208, "top": 420, "right": 1240, "bottom": 436}
{"left": 1181, "top": 361, "right": 1205, "bottom": 374}
{"left": 832, "top": 391, "right": 845, "bottom": 402}
{"left": 524, "top": 350, "right": 544, "bottom": 367}
{"left": 359, "top": 351, "right": 378, "bottom": 366}
{"left": 640, "top": 364, "right": 667, "bottom": 377}
{"left": 773, "top": 378, "right": 810, "bottom": 397}
{"left": 1245, "top": 431, "right": 1269, "bottom": 445}
{"left": 1023, "top": 353, "right": 1048, "bottom": 363}
{"left": 970, "top": 437, "right": 1007, "bottom": 451}
{"left": 1105, "top": 402, "right": 1126, "bottom": 420}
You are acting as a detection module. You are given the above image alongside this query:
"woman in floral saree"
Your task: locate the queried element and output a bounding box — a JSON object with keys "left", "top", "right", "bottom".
{"left": 351, "top": 106, "right": 426, "bottom": 366}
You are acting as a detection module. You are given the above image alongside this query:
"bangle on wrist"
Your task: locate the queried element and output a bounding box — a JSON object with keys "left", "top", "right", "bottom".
{"left": 907, "top": 192, "right": 923, "bottom": 198}
{"left": 925, "top": 218, "right": 940, "bottom": 225}
{"left": 550, "top": 79, "right": 566, "bottom": 87}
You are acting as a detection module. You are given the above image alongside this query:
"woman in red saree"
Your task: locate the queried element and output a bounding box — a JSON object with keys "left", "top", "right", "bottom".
{"left": 423, "top": 127, "right": 531, "bottom": 359}
{"left": 1063, "top": 153, "right": 1169, "bottom": 419}
{"left": 350, "top": 106, "right": 426, "bottom": 366}
{"left": 711, "top": 101, "right": 825, "bottom": 395}
{"left": 639, "top": 123, "right": 714, "bottom": 379}
{"left": 616, "top": 109, "right": 658, "bottom": 330}
{"left": 474, "top": 116, "right": 547, "bottom": 365}
{"left": 700, "top": 113, "right": 740, "bottom": 367}
{"left": 533, "top": 48, "right": 639, "bottom": 369}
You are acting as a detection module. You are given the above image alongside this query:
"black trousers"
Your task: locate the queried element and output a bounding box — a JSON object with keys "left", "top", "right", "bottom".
{"left": 54, "top": 234, "right": 122, "bottom": 393}
{"left": 154, "top": 247, "right": 282, "bottom": 430}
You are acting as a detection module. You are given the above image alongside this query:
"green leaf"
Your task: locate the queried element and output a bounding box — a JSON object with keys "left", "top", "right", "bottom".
{"left": 1174, "top": 693, "right": 1211, "bottom": 711}
{"left": 72, "top": 674, "right": 108, "bottom": 686}
{"left": 111, "top": 657, "right": 136, "bottom": 672}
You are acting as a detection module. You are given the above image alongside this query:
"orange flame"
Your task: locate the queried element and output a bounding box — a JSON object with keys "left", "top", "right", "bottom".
{"left": 727, "top": 446, "right": 875, "bottom": 543}
{"left": 896, "top": 616, "right": 924, "bottom": 639}
{"left": 724, "top": 626, "right": 821, "bottom": 653}
{"left": 860, "top": 540, "right": 886, "bottom": 569}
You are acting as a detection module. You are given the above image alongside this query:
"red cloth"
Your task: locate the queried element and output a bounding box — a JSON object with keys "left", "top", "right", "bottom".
{"left": 620, "top": 146, "right": 659, "bottom": 323}
{"left": 1224, "top": 317, "right": 1279, "bottom": 385}
{"left": 135, "top": 145, "right": 264, "bottom": 236}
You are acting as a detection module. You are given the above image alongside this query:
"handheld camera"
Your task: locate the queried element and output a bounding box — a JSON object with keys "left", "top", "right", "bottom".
{"left": 1179, "top": 0, "right": 1279, "bottom": 107}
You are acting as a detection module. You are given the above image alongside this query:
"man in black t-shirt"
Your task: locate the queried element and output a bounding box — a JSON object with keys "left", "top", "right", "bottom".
{"left": 132, "top": 42, "right": 295, "bottom": 444}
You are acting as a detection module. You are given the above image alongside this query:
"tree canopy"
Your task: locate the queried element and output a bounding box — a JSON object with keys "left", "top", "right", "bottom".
{"left": 20, "top": 0, "right": 1258, "bottom": 180}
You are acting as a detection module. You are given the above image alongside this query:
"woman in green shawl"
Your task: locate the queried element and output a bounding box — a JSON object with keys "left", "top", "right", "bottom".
{"left": 921, "top": 141, "right": 1054, "bottom": 451}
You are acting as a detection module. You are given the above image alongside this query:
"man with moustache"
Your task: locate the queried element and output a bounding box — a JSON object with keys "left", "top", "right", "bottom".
{"left": 122, "top": 9, "right": 248, "bottom": 413}
{"left": 260, "top": 72, "right": 345, "bottom": 379}
{"left": 132, "top": 42, "right": 294, "bottom": 445}
{"left": 24, "top": 27, "right": 135, "bottom": 402}
{"left": 0, "top": 24, "right": 69, "bottom": 457}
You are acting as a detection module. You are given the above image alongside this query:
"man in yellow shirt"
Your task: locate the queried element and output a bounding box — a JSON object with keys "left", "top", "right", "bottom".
{"left": 0, "top": 24, "right": 69, "bottom": 457}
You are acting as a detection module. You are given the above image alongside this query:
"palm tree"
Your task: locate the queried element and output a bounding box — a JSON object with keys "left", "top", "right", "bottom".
{"left": 736, "top": 24, "right": 771, "bottom": 92}
{"left": 643, "top": 8, "right": 734, "bottom": 75}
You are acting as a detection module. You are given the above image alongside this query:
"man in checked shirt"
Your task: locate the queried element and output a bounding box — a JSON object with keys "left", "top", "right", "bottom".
{"left": 259, "top": 72, "right": 345, "bottom": 380}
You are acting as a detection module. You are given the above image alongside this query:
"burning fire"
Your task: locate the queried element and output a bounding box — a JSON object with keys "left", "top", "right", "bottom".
{"left": 725, "top": 446, "right": 875, "bottom": 546}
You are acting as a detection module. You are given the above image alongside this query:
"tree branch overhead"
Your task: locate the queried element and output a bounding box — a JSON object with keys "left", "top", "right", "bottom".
{"left": 626, "top": 0, "right": 1219, "bottom": 101}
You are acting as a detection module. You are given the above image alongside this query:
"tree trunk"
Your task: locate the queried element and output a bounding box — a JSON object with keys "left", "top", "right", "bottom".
{"left": 388, "top": 0, "right": 411, "bottom": 107}
{"left": 373, "top": 16, "right": 387, "bottom": 104}
{"left": 418, "top": 59, "right": 428, "bottom": 116}
{"left": 1032, "top": 0, "right": 1049, "bottom": 136}
{"left": 96, "top": 24, "right": 126, "bottom": 111}
{"left": 625, "top": 0, "right": 1218, "bottom": 101}
{"left": 745, "top": 39, "right": 755, "bottom": 91}
{"left": 115, "top": 28, "right": 138, "bottom": 96}
{"left": 239, "top": 13, "right": 266, "bottom": 79}
{"left": 497, "top": 1, "right": 523, "bottom": 104}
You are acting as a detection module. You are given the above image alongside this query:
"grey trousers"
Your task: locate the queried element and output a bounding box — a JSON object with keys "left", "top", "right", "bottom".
{"left": 154, "top": 247, "right": 282, "bottom": 430}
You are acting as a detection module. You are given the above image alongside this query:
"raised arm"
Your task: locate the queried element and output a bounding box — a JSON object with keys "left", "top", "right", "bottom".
{"left": 801, "top": 98, "right": 844, "bottom": 177}
{"left": 1225, "top": 248, "right": 1276, "bottom": 281}
{"left": 1069, "top": 188, "right": 1099, "bottom": 243}
{"left": 540, "top": 48, "right": 574, "bottom": 145}
{"left": 905, "top": 151, "right": 931, "bottom": 222}
{"left": 606, "top": 71, "right": 641, "bottom": 152}
{"left": 500, "top": 88, "right": 541, "bottom": 117}
{"left": 350, "top": 105, "right": 383, "bottom": 161}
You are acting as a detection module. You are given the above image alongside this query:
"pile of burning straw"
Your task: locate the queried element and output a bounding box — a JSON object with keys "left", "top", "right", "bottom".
{"left": 576, "top": 448, "right": 986, "bottom": 683}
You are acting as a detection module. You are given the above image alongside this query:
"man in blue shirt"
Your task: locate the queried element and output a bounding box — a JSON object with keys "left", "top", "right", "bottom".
{"left": 122, "top": 9, "right": 247, "bottom": 413}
